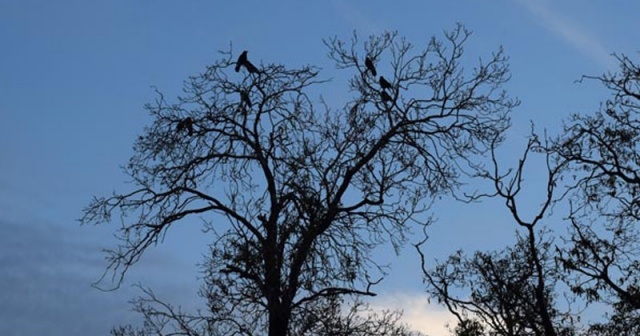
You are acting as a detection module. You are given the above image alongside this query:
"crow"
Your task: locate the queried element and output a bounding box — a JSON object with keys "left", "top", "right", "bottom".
{"left": 349, "top": 102, "right": 359, "bottom": 116}
{"left": 176, "top": 117, "right": 194, "bottom": 136}
{"left": 380, "top": 91, "right": 392, "bottom": 103}
{"left": 235, "top": 50, "right": 259, "bottom": 74}
{"left": 348, "top": 102, "right": 359, "bottom": 127}
{"left": 379, "top": 76, "right": 392, "bottom": 90}
{"left": 365, "top": 56, "right": 377, "bottom": 77}
{"left": 244, "top": 58, "right": 259, "bottom": 74}
{"left": 235, "top": 51, "right": 247, "bottom": 72}
{"left": 240, "top": 90, "right": 252, "bottom": 108}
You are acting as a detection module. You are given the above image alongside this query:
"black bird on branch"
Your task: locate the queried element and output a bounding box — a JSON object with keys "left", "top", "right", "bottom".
{"left": 349, "top": 102, "right": 359, "bottom": 116}
{"left": 365, "top": 56, "right": 377, "bottom": 77}
{"left": 380, "top": 91, "right": 392, "bottom": 103}
{"left": 240, "top": 90, "right": 252, "bottom": 108}
{"left": 176, "top": 117, "right": 194, "bottom": 136}
{"left": 348, "top": 102, "right": 359, "bottom": 127}
{"left": 380, "top": 91, "right": 392, "bottom": 102}
{"left": 379, "top": 76, "right": 392, "bottom": 90}
{"left": 235, "top": 50, "right": 259, "bottom": 74}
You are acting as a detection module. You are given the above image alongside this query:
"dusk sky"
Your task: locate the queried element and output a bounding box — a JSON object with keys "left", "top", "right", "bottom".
{"left": 1, "top": 1, "right": 639, "bottom": 335}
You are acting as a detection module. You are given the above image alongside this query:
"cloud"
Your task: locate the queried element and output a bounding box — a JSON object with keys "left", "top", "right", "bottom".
{"left": 369, "top": 292, "right": 454, "bottom": 336}
{"left": 0, "top": 216, "right": 200, "bottom": 336}
{"left": 517, "top": 0, "right": 614, "bottom": 69}
{"left": 0, "top": 217, "right": 116, "bottom": 335}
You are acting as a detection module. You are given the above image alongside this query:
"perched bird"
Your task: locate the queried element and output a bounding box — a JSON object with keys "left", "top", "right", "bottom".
{"left": 244, "top": 58, "right": 259, "bottom": 74}
{"left": 379, "top": 76, "right": 392, "bottom": 90}
{"left": 349, "top": 102, "right": 359, "bottom": 116}
{"left": 176, "top": 120, "right": 185, "bottom": 132}
{"left": 235, "top": 51, "right": 247, "bottom": 72}
{"left": 380, "top": 91, "right": 392, "bottom": 103}
{"left": 235, "top": 50, "right": 259, "bottom": 74}
{"left": 348, "top": 102, "right": 359, "bottom": 127}
{"left": 176, "top": 117, "right": 194, "bottom": 136}
{"left": 240, "top": 90, "right": 252, "bottom": 108}
{"left": 365, "top": 56, "right": 377, "bottom": 77}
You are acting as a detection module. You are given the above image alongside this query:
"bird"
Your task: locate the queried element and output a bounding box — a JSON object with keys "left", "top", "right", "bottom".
{"left": 240, "top": 90, "right": 252, "bottom": 108}
{"left": 348, "top": 102, "right": 359, "bottom": 127}
{"left": 244, "top": 58, "right": 259, "bottom": 74}
{"left": 365, "top": 56, "right": 377, "bottom": 77}
{"left": 235, "top": 50, "right": 259, "bottom": 74}
{"left": 380, "top": 91, "right": 392, "bottom": 103}
{"left": 379, "top": 76, "right": 392, "bottom": 90}
{"left": 349, "top": 102, "right": 359, "bottom": 116}
{"left": 235, "top": 51, "right": 247, "bottom": 72}
{"left": 176, "top": 117, "right": 194, "bottom": 136}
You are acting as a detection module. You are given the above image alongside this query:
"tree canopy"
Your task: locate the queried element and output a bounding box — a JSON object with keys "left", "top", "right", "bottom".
{"left": 82, "top": 24, "right": 516, "bottom": 335}
{"left": 82, "top": 19, "right": 640, "bottom": 334}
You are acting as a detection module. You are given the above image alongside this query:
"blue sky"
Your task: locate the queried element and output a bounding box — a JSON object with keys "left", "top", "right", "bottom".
{"left": 1, "top": 1, "right": 638, "bottom": 335}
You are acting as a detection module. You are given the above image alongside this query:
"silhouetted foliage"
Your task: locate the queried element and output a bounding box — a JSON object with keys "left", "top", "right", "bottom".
{"left": 585, "top": 301, "right": 640, "bottom": 335}
{"left": 421, "top": 232, "right": 576, "bottom": 336}
{"left": 112, "top": 288, "right": 425, "bottom": 336}
{"left": 82, "top": 24, "right": 515, "bottom": 336}
{"left": 547, "top": 54, "right": 640, "bottom": 307}
{"left": 452, "top": 319, "right": 485, "bottom": 336}
{"left": 547, "top": 53, "right": 640, "bottom": 335}
{"left": 419, "top": 137, "right": 576, "bottom": 336}
{"left": 420, "top": 54, "right": 640, "bottom": 335}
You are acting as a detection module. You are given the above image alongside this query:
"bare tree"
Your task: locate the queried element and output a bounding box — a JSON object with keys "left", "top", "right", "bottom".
{"left": 82, "top": 24, "right": 515, "bottom": 335}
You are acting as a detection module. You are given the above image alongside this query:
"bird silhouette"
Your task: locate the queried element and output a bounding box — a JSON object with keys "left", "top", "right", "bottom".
{"left": 244, "top": 59, "right": 258, "bottom": 73}
{"left": 176, "top": 117, "right": 194, "bottom": 136}
{"left": 235, "top": 51, "right": 247, "bottom": 72}
{"left": 365, "top": 56, "right": 377, "bottom": 77}
{"left": 380, "top": 91, "right": 392, "bottom": 103}
{"left": 235, "top": 50, "right": 259, "bottom": 74}
{"left": 379, "top": 76, "right": 392, "bottom": 90}
{"left": 240, "top": 90, "right": 252, "bottom": 108}
{"left": 348, "top": 102, "right": 359, "bottom": 127}
{"left": 349, "top": 102, "right": 359, "bottom": 116}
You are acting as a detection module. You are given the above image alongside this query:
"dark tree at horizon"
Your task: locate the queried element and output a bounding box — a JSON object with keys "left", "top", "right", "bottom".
{"left": 82, "top": 24, "right": 516, "bottom": 336}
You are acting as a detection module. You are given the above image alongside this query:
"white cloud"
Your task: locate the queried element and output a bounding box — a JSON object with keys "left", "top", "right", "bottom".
{"left": 369, "top": 292, "right": 454, "bottom": 336}
{"left": 517, "top": 0, "right": 614, "bottom": 69}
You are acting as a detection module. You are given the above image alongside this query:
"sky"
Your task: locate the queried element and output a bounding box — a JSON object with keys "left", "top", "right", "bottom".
{"left": 1, "top": 1, "right": 638, "bottom": 335}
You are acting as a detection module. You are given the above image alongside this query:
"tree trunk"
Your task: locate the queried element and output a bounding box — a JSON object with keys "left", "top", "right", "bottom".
{"left": 268, "top": 305, "right": 291, "bottom": 336}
